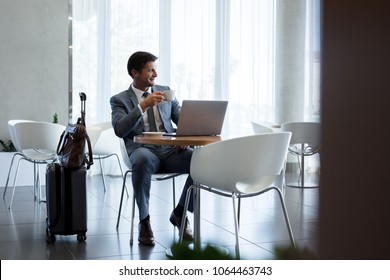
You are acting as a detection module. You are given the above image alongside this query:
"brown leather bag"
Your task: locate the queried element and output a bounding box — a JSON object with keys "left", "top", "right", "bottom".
{"left": 56, "top": 92, "right": 93, "bottom": 169}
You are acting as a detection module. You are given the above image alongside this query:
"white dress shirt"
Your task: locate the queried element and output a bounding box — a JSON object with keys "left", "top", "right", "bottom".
{"left": 131, "top": 84, "right": 164, "bottom": 132}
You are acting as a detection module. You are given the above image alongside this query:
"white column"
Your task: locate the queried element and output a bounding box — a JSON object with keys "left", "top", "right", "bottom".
{"left": 158, "top": 0, "right": 172, "bottom": 85}
{"left": 274, "top": 0, "right": 306, "bottom": 124}
{"left": 96, "top": 0, "right": 111, "bottom": 123}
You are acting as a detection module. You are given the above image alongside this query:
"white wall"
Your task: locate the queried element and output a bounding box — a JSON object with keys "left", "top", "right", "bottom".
{"left": 0, "top": 0, "right": 69, "bottom": 145}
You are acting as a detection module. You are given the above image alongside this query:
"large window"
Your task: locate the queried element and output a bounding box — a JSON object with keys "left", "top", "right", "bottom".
{"left": 71, "top": 0, "right": 320, "bottom": 138}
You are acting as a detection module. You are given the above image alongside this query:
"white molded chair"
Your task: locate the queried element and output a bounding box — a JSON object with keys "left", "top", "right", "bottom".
{"left": 280, "top": 122, "right": 321, "bottom": 188}
{"left": 251, "top": 120, "right": 280, "bottom": 134}
{"left": 6, "top": 121, "right": 66, "bottom": 209}
{"left": 87, "top": 122, "right": 124, "bottom": 192}
{"left": 115, "top": 138, "right": 182, "bottom": 245}
{"left": 180, "top": 132, "right": 295, "bottom": 259}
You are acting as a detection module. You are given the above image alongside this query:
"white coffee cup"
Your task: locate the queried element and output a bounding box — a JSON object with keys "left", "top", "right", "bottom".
{"left": 163, "top": 90, "right": 176, "bottom": 101}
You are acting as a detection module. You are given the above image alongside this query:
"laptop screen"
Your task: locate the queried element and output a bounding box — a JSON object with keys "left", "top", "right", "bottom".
{"left": 173, "top": 100, "right": 228, "bottom": 136}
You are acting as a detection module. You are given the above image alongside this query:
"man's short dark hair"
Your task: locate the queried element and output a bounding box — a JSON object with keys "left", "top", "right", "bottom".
{"left": 127, "top": 51, "right": 158, "bottom": 77}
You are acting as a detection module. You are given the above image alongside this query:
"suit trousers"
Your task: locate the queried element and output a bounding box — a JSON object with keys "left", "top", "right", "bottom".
{"left": 129, "top": 144, "right": 194, "bottom": 220}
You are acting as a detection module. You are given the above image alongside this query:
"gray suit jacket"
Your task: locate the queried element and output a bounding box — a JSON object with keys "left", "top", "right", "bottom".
{"left": 110, "top": 85, "right": 181, "bottom": 154}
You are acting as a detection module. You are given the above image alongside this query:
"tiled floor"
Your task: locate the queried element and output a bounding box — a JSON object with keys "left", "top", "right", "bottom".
{"left": 0, "top": 166, "right": 319, "bottom": 260}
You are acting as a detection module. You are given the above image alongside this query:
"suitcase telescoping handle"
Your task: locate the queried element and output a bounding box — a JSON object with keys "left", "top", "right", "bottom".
{"left": 77, "top": 92, "right": 93, "bottom": 169}
{"left": 79, "top": 92, "right": 86, "bottom": 117}
{"left": 79, "top": 92, "right": 86, "bottom": 101}
{"left": 76, "top": 92, "right": 86, "bottom": 129}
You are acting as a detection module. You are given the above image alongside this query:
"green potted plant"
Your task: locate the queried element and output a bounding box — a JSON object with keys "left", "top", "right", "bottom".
{"left": 0, "top": 139, "right": 16, "bottom": 152}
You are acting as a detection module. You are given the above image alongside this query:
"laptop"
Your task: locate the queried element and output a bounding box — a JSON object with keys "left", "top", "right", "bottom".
{"left": 165, "top": 100, "right": 228, "bottom": 136}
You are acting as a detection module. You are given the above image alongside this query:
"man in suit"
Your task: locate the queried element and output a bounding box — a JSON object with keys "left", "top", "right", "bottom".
{"left": 110, "top": 51, "right": 193, "bottom": 246}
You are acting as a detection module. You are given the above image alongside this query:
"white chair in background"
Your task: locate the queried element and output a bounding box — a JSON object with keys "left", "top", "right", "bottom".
{"left": 6, "top": 121, "right": 66, "bottom": 209}
{"left": 252, "top": 120, "right": 286, "bottom": 187}
{"left": 280, "top": 122, "right": 321, "bottom": 188}
{"left": 87, "top": 122, "right": 124, "bottom": 192}
{"left": 115, "top": 138, "right": 183, "bottom": 245}
{"left": 251, "top": 120, "right": 280, "bottom": 134}
{"left": 179, "top": 132, "right": 295, "bottom": 259}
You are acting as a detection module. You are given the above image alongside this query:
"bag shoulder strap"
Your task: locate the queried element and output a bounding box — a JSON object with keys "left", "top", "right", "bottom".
{"left": 85, "top": 133, "right": 93, "bottom": 169}
{"left": 56, "top": 130, "right": 67, "bottom": 155}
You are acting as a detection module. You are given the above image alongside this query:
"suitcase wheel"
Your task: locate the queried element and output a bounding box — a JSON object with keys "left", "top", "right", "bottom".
{"left": 77, "top": 233, "right": 87, "bottom": 242}
{"left": 46, "top": 230, "right": 56, "bottom": 244}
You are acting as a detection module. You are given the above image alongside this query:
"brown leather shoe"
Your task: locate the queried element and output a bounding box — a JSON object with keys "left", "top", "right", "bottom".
{"left": 170, "top": 211, "right": 194, "bottom": 240}
{"left": 138, "top": 220, "right": 155, "bottom": 246}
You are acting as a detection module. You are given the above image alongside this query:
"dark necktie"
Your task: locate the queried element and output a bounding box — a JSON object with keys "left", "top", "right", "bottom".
{"left": 143, "top": 92, "right": 158, "bottom": 132}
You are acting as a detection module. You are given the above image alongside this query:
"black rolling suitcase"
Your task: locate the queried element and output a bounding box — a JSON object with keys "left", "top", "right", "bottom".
{"left": 45, "top": 92, "right": 92, "bottom": 243}
{"left": 45, "top": 163, "right": 87, "bottom": 243}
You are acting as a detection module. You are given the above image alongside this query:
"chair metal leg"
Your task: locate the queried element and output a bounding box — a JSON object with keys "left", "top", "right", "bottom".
{"left": 33, "top": 162, "right": 38, "bottom": 200}
{"left": 193, "top": 185, "right": 202, "bottom": 251}
{"left": 7, "top": 156, "right": 48, "bottom": 208}
{"left": 281, "top": 155, "right": 288, "bottom": 193}
{"left": 180, "top": 184, "right": 203, "bottom": 252}
{"left": 98, "top": 157, "right": 107, "bottom": 193}
{"left": 232, "top": 194, "right": 241, "bottom": 259}
{"left": 33, "top": 162, "right": 45, "bottom": 202}
{"left": 3, "top": 152, "right": 23, "bottom": 198}
{"left": 114, "top": 154, "right": 129, "bottom": 197}
{"left": 116, "top": 170, "right": 131, "bottom": 228}
{"left": 117, "top": 170, "right": 179, "bottom": 246}
{"left": 179, "top": 184, "right": 229, "bottom": 257}
{"left": 179, "top": 184, "right": 195, "bottom": 244}
{"left": 274, "top": 187, "right": 296, "bottom": 247}
{"left": 172, "top": 177, "right": 176, "bottom": 208}
{"left": 96, "top": 153, "right": 130, "bottom": 195}
{"left": 129, "top": 193, "right": 136, "bottom": 245}
{"left": 237, "top": 196, "right": 241, "bottom": 228}
{"left": 9, "top": 157, "right": 24, "bottom": 209}
{"left": 36, "top": 165, "right": 43, "bottom": 203}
